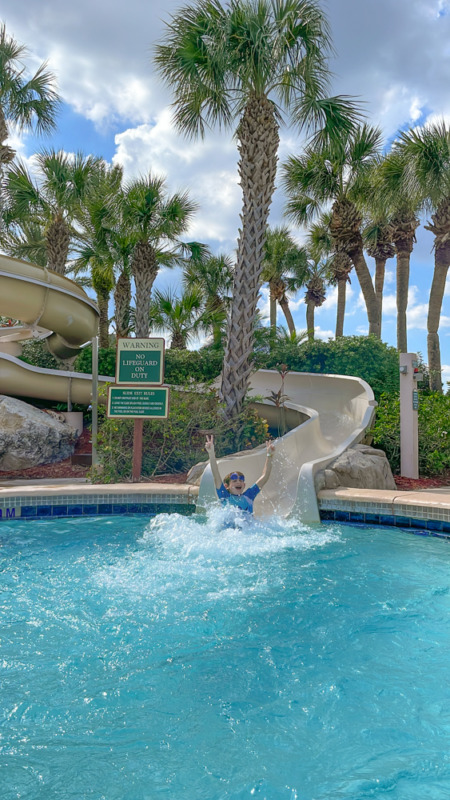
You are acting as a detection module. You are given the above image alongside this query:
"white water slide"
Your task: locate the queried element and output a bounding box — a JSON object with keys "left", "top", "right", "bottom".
{"left": 0, "top": 254, "right": 376, "bottom": 522}
{"left": 0, "top": 254, "right": 109, "bottom": 404}
{"left": 198, "top": 370, "right": 376, "bottom": 522}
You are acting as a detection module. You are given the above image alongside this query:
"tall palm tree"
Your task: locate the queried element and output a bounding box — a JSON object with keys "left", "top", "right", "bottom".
{"left": 121, "top": 174, "right": 197, "bottom": 338}
{"left": 371, "top": 151, "right": 421, "bottom": 354}
{"left": 391, "top": 122, "right": 450, "bottom": 391}
{"left": 0, "top": 23, "right": 59, "bottom": 178}
{"left": 155, "top": 0, "right": 361, "bottom": 416}
{"left": 283, "top": 123, "right": 383, "bottom": 337}
{"left": 149, "top": 287, "right": 210, "bottom": 349}
{"left": 308, "top": 213, "right": 352, "bottom": 338}
{"left": 4, "top": 150, "right": 102, "bottom": 273}
{"left": 183, "top": 251, "right": 234, "bottom": 347}
{"left": 262, "top": 226, "right": 308, "bottom": 336}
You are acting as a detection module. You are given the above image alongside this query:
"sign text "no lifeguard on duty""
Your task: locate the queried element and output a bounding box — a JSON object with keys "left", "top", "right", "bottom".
{"left": 115, "top": 338, "right": 165, "bottom": 386}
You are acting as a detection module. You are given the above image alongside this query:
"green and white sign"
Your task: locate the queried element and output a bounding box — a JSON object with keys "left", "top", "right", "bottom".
{"left": 107, "top": 386, "right": 169, "bottom": 419}
{"left": 116, "top": 338, "right": 165, "bottom": 385}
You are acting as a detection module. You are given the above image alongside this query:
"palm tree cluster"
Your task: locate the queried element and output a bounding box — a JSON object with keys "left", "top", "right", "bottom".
{"left": 1, "top": 2, "right": 450, "bottom": 419}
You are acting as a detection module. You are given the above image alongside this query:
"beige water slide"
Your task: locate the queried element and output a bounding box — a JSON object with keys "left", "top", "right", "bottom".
{"left": 0, "top": 254, "right": 109, "bottom": 404}
{"left": 198, "top": 370, "right": 377, "bottom": 522}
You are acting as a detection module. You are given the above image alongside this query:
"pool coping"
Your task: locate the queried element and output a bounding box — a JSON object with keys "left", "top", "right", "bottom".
{"left": 0, "top": 481, "right": 200, "bottom": 521}
{"left": 1, "top": 481, "right": 450, "bottom": 534}
{"left": 318, "top": 487, "right": 450, "bottom": 535}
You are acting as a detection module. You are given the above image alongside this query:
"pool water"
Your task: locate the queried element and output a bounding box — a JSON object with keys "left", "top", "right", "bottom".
{"left": 2, "top": 511, "right": 450, "bottom": 799}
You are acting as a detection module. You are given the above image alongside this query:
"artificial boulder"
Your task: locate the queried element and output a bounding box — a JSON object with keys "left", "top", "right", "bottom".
{"left": 0, "top": 395, "right": 78, "bottom": 471}
{"left": 314, "top": 444, "right": 396, "bottom": 492}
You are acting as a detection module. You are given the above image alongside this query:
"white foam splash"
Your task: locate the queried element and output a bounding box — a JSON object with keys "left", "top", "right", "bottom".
{"left": 93, "top": 507, "right": 339, "bottom": 603}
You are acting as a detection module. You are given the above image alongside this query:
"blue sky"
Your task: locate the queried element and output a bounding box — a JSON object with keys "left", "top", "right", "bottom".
{"left": 3, "top": 0, "right": 450, "bottom": 379}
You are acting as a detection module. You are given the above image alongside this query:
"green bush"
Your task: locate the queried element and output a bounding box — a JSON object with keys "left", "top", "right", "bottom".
{"left": 20, "top": 339, "right": 60, "bottom": 370}
{"left": 90, "top": 388, "right": 269, "bottom": 483}
{"left": 371, "top": 392, "right": 450, "bottom": 476}
{"left": 256, "top": 335, "right": 400, "bottom": 400}
{"left": 74, "top": 345, "right": 116, "bottom": 378}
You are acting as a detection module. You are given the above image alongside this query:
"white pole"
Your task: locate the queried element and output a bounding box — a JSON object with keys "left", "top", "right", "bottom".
{"left": 91, "top": 336, "right": 99, "bottom": 466}
{"left": 399, "top": 352, "right": 422, "bottom": 479}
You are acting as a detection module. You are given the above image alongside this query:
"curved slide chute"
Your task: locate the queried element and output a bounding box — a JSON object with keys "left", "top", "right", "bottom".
{"left": 198, "top": 370, "right": 377, "bottom": 523}
{"left": 0, "top": 254, "right": 109, "bottom": 405}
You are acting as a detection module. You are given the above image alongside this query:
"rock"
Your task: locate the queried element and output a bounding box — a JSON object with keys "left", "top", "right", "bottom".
{"left": 186, "top": 461, "right": 208, "bottom": 485}
{"left": 0, "top": 395, "right": 78, "bottom": 471}
{"left": 315, "top": 444, "right": 396, "bottom": 492}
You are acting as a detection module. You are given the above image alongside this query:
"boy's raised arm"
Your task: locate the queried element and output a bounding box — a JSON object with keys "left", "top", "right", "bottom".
{"left": 205, "top": 435, "right": 223, "bottom": 489}
{"left": 256, "top": 441, "right": 276, "bottom": 489}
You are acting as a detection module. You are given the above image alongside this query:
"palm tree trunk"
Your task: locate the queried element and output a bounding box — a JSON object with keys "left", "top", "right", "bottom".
{"left": 396, "top": 249, "right": 410, "bottom": 353}
{"left": 114, "top": 271, "right": 131, "bottom": 338}
{"left": 170, "top": 331, "right": 187, "bottom": 349}
{"left": 132, "top": 241, "right": 158, "bottom": 338}
{"left": 427, "top": 247, "right": 450, "bottom": 392}
{"left": 306, "top": 302, "right": 315, "bottom": 340}
{"left": 97, "top": 290, "right": 110, "bottom": 348}
{"left": 374, "top": 256, "right": 386, "bottom": 336}
{"left": 220, "top": 96, "right": 279, "bottom": 417}
{"left": 348, "top": 247, "right": 380, "bottom": 337}
{"left": 269, "top": 288, "right": 277, "bottom": 333}
{"left": 335, "top": 278, "right": 346, "bottom": 338}
{"left": 46, "top": 213, "right": 70, "bottom": 274}
{"left": 279, "top": 295, "right": 296, "bottom": 336}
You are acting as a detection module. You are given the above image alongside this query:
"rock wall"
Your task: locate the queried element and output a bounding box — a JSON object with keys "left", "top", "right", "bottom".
{"left": 0, "top": 395, "right": 78, "bottom": 471}
{"left": 314, "top": 444, "right": 396, "bottom": 492}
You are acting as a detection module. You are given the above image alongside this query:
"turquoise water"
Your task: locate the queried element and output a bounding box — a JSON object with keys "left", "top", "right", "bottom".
{"left": 1, "top": 511, "right": 450, "bottom": 799}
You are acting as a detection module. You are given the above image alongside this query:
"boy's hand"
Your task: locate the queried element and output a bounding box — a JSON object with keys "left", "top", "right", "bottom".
{"left": 205, "top": 434, "right": 215, "bottom": 453}
{"left": 266, "top": 440, "right": 276, "bottom": 457}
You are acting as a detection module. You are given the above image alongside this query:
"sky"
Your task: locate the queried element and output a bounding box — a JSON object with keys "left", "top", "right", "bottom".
{"left": 3, "top": 0, "right": 450, "bottom": 380}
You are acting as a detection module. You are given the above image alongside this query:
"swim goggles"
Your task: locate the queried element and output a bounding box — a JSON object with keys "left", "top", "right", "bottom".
{"left": 229, "top": 472, "right": 245, "bottom": 481}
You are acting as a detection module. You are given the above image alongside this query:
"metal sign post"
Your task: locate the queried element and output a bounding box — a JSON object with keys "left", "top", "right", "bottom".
{"left": 399, "top": 353, "right": 423, "bottom": 478}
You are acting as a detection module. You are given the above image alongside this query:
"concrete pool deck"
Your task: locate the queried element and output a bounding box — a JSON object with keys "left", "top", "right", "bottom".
{"left": 1, "top": 479, "right": 450, "bottom": 533}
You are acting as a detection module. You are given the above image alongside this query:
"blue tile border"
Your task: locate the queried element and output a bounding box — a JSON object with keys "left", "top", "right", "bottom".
{"left": 1, "top": 501, "right": 196, "bottom": 521}
{"left": 320, "top": 509, "right": 450, "bottom": 539}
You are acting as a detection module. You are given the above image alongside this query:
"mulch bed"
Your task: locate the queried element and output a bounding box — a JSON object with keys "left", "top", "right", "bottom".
{"left": 393, "top": 475, "right": 450, "bottom": 491}
{"left": 0, "top": 427, "right": 189, "bottom": 484}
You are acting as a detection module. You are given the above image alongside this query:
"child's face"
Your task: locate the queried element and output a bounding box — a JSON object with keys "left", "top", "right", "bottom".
{"left": 227, "top": 473, "right": 245, "bottom": 495}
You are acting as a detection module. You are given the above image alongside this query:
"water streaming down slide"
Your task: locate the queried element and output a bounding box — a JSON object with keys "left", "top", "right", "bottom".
{"left": 0, "top": 254, "right": 376, "bottom": 521}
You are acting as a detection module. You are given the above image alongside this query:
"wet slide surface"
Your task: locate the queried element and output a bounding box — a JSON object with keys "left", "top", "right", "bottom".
{"left": 198, "top": 370, "right": 376, "bottom": 522}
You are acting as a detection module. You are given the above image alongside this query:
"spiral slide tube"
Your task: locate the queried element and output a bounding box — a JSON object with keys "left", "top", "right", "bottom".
{"left": 0, "top": 254, "right": 110, "bottom": 405}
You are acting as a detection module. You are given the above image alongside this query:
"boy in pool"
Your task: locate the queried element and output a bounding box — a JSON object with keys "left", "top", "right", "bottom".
{"left": 205, "top": 434, "right": 276, "bottom": 514}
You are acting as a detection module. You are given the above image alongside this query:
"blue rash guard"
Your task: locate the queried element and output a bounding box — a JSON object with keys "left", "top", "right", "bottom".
{"left": 216, "top": 483, "right": 260, "bottom": 514}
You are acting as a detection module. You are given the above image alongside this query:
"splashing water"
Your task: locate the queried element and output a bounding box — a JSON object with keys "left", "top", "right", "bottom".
{"left": 2, "top": 511, "right": 450, "bottom": 799}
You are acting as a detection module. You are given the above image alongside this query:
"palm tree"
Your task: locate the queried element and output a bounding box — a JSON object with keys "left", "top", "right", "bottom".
{"left": 70, "top": 162, "right": 124, "bottom": 346}
{"left": 362, "top": 218, "right": 395, "bottom": 336}
{"left": 121, "top": 174, "right": 197, "bottom": 338}
{"left": 262, "top": 226, "right": 308, "bottom": 336}
{"left": 283, "top": 123, "right": 383, "bottom": 337}
{"left": 371, "top": 151, "right": 421, "bottom": 354}
{"left": 149, "top": 287, "right": 210, "bottom": 349}
{"left": 183, "top": 251, "right": 234, "bottom": 348}
{"left": 308, "top": 213, "right": 352, "bottom": 338}
{"left": 0, "top": 23, "right": 59, "bottom": 177}
{"left": 389, "top": 122, "right": 450, "bottom": 390}
{"left": 4, "top": 150, "right": 102, "bottom": 273}
{"left": 155, "top": 0, "right": 361, "bottom": 416}
{"left": 304, "top": 256, "right": 328, "bottom": 339}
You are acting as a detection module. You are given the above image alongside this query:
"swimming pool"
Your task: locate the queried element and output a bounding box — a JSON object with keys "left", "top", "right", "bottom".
{"left": 2, "top": 511, "right": 450, "bottom": 799}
